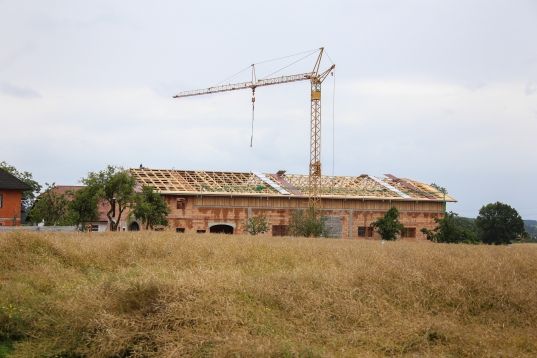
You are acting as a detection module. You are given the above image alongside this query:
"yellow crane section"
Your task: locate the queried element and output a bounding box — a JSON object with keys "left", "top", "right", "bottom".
{"left": 174, "top": 48, "right": 335, "bottom": 209}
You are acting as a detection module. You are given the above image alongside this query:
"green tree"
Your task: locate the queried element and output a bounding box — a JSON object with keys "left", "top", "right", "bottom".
{"left": 476, "top": 202, "right": 526, "bottom": 245}
{"left": 421, "top": 212, "right": 480, "bottom": 244}
{"left": 430, "top": 183, "right": 448, "bottom": 213}
{"left": 287, "top": 206, "right": 332, "bottom": 238}
{"left": 131, "top": 186, "right": 171, "bottom": 230}
{"left": 81, "top": 165, "right": 137, "bottom": 231}
{"left": 453, "top": 215, "right": 479, "bottom": 235}
{"left": 371, "top": 206, "right": 403, "bottom": 241}
{"left": 430, "top": 183, "right": 447, "bottom": 195}
{"left": 0, "top": 161, "right": 42, "bottom": 214}
{"left": 28, "top": 183, "right": 71, "bottom": 226}
{"left": 67, "top": 187, "right": 100, "bottom": 228}
{"left": 243, "top": 214, "right": 269, "bottom": 235}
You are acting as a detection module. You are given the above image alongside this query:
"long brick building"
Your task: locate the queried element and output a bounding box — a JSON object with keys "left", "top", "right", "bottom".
{"left": 128, "top": 168, "right": 455, "bottom": 241}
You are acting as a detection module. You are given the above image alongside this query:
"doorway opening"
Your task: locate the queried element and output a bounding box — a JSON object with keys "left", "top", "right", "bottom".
{"left": 129, "top": 222, "right": 140, "bottom": 231}
{"left": 209, "top": 224, "right": 234, "bottom": 234}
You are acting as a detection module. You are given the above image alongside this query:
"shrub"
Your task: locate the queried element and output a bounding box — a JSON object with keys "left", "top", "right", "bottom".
{"left": 287, "top": 206, "right": 332, "bottom": 237}
{"left": 371, "top": 206, "right": 403, "bottom": 241}
{"left": 243, "top": 214, "right": 270, "bottom": 235}
{"left": 421, "top": 212, "right": 480, "bottom": 244}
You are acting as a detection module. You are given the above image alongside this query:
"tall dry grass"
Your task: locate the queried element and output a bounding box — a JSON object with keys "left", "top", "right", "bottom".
{"left": 0, "top": 231, "right": 536, "bottom": 357}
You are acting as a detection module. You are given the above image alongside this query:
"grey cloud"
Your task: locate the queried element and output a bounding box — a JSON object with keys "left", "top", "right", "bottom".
{"left": 0, "top": 81, "right": 40, "bottom": 98}
{"left": 0, "top": 43, "right": 36, "bottom": 74}
{"left": 153, "top": 83, "right": 183, "bottom": 98}
{"left": 525, "top": 82, "right": 536, "bottom": 95}
{"left": 464, "top": 82, "right": 486, "bottom": 91}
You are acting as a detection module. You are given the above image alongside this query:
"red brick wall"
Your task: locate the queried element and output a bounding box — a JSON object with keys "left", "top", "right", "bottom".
{"left": 157, "top": 195, "right": 444, "bottom": 241}
{"left": 0, "top": 190, "right": 23, "bottom": 226}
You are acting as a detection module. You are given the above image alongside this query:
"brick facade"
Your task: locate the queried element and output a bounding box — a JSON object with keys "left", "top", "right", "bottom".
{"left": 0, "top": 189, "right": 24, "bottom": 226}
{"left": 149, "top": 194, "right": 443, "bottom": 241}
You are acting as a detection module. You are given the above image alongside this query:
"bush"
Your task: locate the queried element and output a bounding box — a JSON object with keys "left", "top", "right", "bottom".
{"left": 371, "top": 206, "right": 403, "bottom": 241}
{"left": 421, "top": 212, "right": 480, "bottom": 244}
{"left": 287, "top": 206, "right": 332, "bottom": 238}
{"left": 243, "top": 214, "right": 269, "bottom": 235}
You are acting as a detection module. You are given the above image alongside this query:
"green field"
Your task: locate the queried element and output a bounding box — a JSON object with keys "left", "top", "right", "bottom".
{"left": 1, "top": 231, "right": 536, "bottom": 357}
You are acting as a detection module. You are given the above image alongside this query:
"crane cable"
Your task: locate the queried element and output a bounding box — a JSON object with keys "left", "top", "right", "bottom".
{"left": 329, "top": 58, "right": 336, "bottom": 195}
{"left": 247, "top": 48, "right": 322, "bottom": 147}
{"left": 251, "top": 64, "right": 257, "bottom": 147}
{"left": 251, "top": 88, "right": 255, "bottom": 147}
{"left": 255, "top": 48, "right": 318, "bottom": 65}
{"left": 260, "top": 50, "right": 319, "bottom": 80}
{"left": 215, "top": 48, "right": 318, "bottom": 87}
{"left": 332, "top": 67, "right": 336, "bottom": 179}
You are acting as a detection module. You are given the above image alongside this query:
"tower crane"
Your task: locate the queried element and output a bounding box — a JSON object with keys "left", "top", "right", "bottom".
{"left": 173, "top": 48, "right": 335, "bottom": 209}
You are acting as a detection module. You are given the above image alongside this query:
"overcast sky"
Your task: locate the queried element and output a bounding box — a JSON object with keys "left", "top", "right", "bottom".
{"left": 1, "top": 1, "right": 536, "bottom": 220}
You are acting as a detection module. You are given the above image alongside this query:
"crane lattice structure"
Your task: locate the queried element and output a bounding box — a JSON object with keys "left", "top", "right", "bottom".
{"left": 174, "top": 48, "right": 335, "bottom": 209}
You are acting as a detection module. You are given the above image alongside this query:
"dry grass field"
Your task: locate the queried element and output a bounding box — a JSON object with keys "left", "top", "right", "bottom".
{"left": 0, "top": 231, "right": 536, "bottom": 357}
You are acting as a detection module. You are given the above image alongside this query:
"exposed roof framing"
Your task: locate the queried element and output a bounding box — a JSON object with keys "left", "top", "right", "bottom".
{"left": 129, "top": 168, "right": 456, "bottom": 202}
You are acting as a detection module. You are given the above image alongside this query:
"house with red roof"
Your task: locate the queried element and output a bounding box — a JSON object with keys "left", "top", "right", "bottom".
{"left": 0, "top": 168, "right": 32, "bottom": 226}
{"left": 46, "top": 186, "right": 111, "bottom": 232}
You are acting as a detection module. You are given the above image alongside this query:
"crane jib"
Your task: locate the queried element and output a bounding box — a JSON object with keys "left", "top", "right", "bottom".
{"left": 173, "top": 46, "right": 334, "bottom": 211}
{"left": 173, "top": 73, "right": 312, "bottom": 98}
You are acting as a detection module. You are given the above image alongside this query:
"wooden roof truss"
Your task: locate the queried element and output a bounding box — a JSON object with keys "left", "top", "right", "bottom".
{"left": 129, "top": 168, "right": 455, "bottom": 201}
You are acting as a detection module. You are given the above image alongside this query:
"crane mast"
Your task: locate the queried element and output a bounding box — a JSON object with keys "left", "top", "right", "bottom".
{"left": 174, "top": 48, "right": 335, "bottom": 209}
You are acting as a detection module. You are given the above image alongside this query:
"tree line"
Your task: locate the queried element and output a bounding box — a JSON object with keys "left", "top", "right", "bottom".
{"left": 3, "top": 161, "right": 532, "bottom": 241}
{"left": 367, "top": 184, "right": 530, "bottom": 245}
{"left": 245, "top": 194, "right": 530, "bottom": 245}
{"left": 1, "top": 162, "right": 170, "bottom": 231}
{"left": 374, "top": 205, "right": 530, "bottom": 246}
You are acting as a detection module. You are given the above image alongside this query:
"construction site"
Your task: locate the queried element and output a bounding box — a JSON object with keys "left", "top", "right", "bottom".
{"left": 126, "top": 48, "right": 455, "bottom": 240}
{"left": 129, "top": 168, "right": 454, "bottom": 240}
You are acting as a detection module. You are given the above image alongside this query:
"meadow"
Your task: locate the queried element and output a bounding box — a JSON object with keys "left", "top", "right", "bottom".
{"left": 0, "top": 231, "right": 536, "bottom": 357}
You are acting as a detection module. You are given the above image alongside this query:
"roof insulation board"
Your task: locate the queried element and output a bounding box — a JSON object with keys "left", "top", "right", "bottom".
{"left": 252, "top": 170, "right": 290, "bottom": 195}
{"left": 368, "top": 175, "right": 411, "bottom": 199}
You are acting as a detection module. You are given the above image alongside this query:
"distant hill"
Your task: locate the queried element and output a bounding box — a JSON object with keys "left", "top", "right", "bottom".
{"left": 460, "top": 218, "right": 536, "bottom": 226}
{"left": 524, "top": 220, "right": 537, "bottom": 239}
{"left": 458, "top": 217, "right": 536, "bottom": 240}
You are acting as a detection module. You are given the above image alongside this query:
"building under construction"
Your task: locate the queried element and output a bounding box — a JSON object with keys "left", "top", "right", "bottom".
{"left": 129, "top": 168, "right": 455, "bottom": 240}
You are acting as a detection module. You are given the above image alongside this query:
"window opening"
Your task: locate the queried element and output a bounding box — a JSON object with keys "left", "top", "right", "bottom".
{"left": 197, "top": 230, "right": 206, "bottom": 234}
{"left": 91, "top": 224, "right": 99, "bottom": 232}
{"left": 177, "top": 198, "right": 186, "bottom": 209}
{"left": 402, "top": 227, "right": 416, "bottom": 238}
{"left": 358, "top": 226, "right": 374, "bottom": 237}
{"left": 0, "top": 194, "right": 2, "bottom": 208}
{"left": 176, "top": 228, "right": 185, "bottom": 233}
{"left": 272, "top": 225, "right": 288, "bottom": 237}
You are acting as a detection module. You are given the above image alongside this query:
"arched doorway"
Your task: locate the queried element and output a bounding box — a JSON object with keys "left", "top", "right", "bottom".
{"left": 129, "top": 222, "right": 140, "bottom": 231}
{"left": 209, "top": 224, "right": 234, "bottom": 234}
